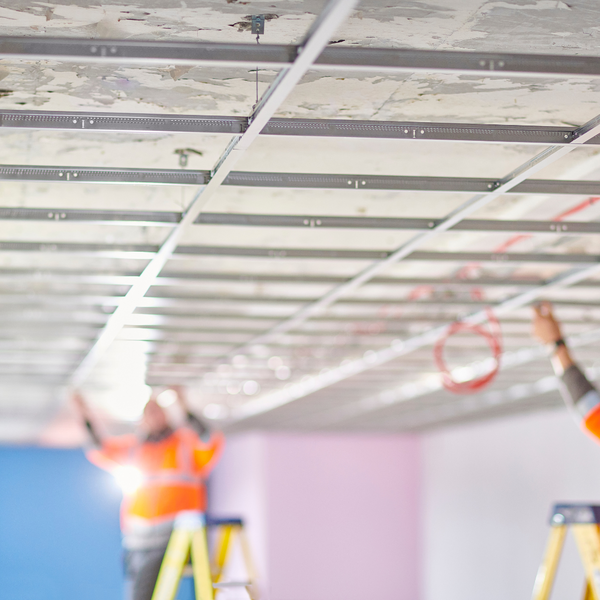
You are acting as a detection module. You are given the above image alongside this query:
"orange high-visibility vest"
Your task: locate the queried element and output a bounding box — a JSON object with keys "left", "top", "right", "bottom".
{"left": 87, "top": 427, "right": 224, "bottom": 529}
{"left": 582, "top": 404, "right": 600, "bottom": 440}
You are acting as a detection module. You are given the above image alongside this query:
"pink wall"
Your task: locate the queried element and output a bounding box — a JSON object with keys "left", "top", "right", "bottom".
{"left": 210, "top": 432, "right": 421, "bottom": 600}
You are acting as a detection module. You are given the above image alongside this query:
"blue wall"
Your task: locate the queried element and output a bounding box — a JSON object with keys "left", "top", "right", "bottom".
{"left": 0, "top": 446, "right": 123, "bottom": 600}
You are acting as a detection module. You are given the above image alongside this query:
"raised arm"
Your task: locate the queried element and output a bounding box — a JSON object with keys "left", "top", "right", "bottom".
{"left": 532, "top": 302, "right": 600, "bottom": 439}
{"left": 172, "top": 385, "right": 211, "bottom": 442}
{"left": 72, "top": 390, "right": 103, "bottom": 447}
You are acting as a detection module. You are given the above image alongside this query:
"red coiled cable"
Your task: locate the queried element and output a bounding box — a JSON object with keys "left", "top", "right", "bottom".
{"left": 433, "top": 309, "right": 503, "bottom": 394}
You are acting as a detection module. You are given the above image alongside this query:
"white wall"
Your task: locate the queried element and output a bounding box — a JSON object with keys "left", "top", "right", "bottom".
{"left": 422, "top": 407, "right": 600, "bottom": 600}
{"left": 209, "top": 433, "right": 270, "bottom": 587}
{"left": 210, "top": 432, "right": 421, "bottom": 600}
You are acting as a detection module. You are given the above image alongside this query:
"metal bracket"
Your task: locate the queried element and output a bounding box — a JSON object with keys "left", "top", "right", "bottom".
{"left": 251, "top": 15, "right": 265, "bottom": 35}
{"left": 176, "top": 150, "right": 188, "bottom": 168}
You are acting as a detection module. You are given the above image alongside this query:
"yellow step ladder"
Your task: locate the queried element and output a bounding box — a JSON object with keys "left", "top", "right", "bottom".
{"left": 532, "top": 504, "right": 600, "bottom": 600}
{"left": 151, "top": 511, "right": 258, "bottom": 600}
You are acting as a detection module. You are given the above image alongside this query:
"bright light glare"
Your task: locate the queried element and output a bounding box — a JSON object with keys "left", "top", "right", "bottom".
{"left": 275, "top": 366, "right": 291, "bottom": 380}
{"left": 268, "top": 356, "right": 283, "bottom": 370}
{"left": 104, "top": 383, "right": 152, "bottom": 421}
{"left": 157, "top": 389, "right": 177, "bottom": 407}
{"left": 232, "top": 354, "right": 248, "bottom": 367}
{"left": 452, "top": 366, "right": 476, "bottom": 383}
{"left": 226, "top": 382, "right": 241, "bottom": 395}
{"left": 203, "top": 403, "right": 229, "bottom": 420}
{"left": 113, "top": 466, "right": 143, "bottom": 495}
{"left": 243, "top": 380, "right": 260, "bottom": 395}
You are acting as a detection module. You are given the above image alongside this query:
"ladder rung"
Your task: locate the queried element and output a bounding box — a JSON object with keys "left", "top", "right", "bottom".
{"left": 213, "top": 581, "right": 251, "bottom": 588}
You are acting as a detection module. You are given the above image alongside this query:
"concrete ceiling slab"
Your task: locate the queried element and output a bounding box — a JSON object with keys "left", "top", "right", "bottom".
{"left": 0, "top": 1, "right": 599, "bottom": 441}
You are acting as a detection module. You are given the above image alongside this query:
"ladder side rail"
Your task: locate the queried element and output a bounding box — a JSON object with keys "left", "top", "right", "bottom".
{"left": 238, "top": 527, "right": 260, "bottom": 600}
{"left": 532, "top": 525, "right": 567, "bottom": 600}
{"left": 573, "top": 525, "right": 600, "bottom": 600}
{"left": 211, "top": 524, "right": 236, "bottom": 588}
{"left": 151, "top": 528, "right": 192, "bottom": 600}
{"left": 191, "top": 525, "right": 214, "bottom": 600}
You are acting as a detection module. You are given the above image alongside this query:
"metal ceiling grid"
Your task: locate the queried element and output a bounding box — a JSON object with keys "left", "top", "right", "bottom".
{"left": 4, "top": 168, "right": 600, "bottom": 193}
{"left": 234, "top": 332, "right": 600, "bottom": 433}
{"left": 4, "top": 36, "right": 600, "bottom": 77}
{"left": 1, "top": 110, "right": 594, "bottom": 145}
{"left": 2, "top": 4, "right": 600, "bottom": 439}
{"left": 224, "top": 257, "right": 600, "bottom": 424}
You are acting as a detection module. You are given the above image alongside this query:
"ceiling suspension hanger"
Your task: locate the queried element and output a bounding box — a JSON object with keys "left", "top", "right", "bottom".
{"left": 251, "top": 15, "right": 265, "bottom": 109}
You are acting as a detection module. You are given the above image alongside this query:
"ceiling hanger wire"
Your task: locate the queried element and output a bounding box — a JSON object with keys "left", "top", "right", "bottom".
{"left": 251, "top": 15, "right": 265, "bottom": 109}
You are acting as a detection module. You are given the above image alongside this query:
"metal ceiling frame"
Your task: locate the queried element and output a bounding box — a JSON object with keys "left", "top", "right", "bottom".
{"left": 2, "top": 166, "right": 600, "bottom": 196}
{"left": 380, "top": 359, "right": 600, "bottom": 432}
{"left": 233, "top": 270, "right": 600, "bottom": 425}
{"left": 2, "top": 22, "right": 600, "bottom": 428}
{"left": 2, "top": 208, "right": 600, "bottom": 235}
{"left": 0, "top": 109, "right": 594, "bottom": 145}
{"left": 68, "top": 0, "right": 361, "bottom": 386}
{"left": 3, "top": 36, "right": 600, "bottom": 78}
{"left": 308, "top": 338, "right": 596, "bottom": 428}
{"left": 2, "top": 291, "right": 600, "bottom": 309}
{"left": 0, "top": 166, "right": 209, "bottom": 185}
{"left": 224, "top": 113, "right": 600, "bottom": 421}
{"left": 0, "top": 208, "right": 596, "bottom": 235}
{"left": 196, "top": 214, "right": 600, "bottom": 234}
{"left": 4, "top": 267, "right": 600, "bottom": 290}
{"left": 0, "top": 269, "right": 561, "bottom": 286}
{"left": 4, "top": 309, "right": 593, "bottom": 326}
{"left": 0, "top": 241, "right": 598, "bottom": 264}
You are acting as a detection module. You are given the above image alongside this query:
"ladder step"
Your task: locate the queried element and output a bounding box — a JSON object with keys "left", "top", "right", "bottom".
{"left": 213, "top": 581, "right": 251, "bottom": 588}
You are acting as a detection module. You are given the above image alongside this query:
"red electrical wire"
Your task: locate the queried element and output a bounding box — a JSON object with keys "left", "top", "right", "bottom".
{"left": 493, "top": 196, "right": 600, "bottom": 253}
{"left": 427, "top": 196, "right": 600, "bottom": 392}
{"left": 433, "top": 309, "right": 503, "bottom": 394}
{"left": 431, "top": 196, "right": 600, "bottom": 391}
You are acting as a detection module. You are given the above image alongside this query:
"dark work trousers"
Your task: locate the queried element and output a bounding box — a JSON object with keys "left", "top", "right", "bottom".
{"left": 125, "top": 546, "right": 168, "bottom": 600}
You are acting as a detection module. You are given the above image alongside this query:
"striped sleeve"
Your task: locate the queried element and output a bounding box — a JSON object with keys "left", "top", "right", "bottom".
{"left": 561, "top": 365, "right": 600, "bottom": 440}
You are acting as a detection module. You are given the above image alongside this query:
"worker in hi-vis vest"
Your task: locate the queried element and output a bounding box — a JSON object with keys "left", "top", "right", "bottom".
{"left": 73, "top": 387, "right": 224, "bottom": 600}
{"left": 533, "top": 302, "right": 600, "bottom": 440}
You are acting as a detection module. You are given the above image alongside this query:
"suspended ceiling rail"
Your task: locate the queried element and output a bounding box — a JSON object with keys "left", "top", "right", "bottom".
{"left": 222, "top": 173, "right": 600, "bottom": 195}
{"left": 0, "top": 322, "right": 547, "bottom": 337}
{"left": 2, "top": 36, "right": 600, "bottom": 77}
{"left": 2, "top": 166, "right": 600, "bottom": 195}
{"left": 3, "top": 268, "right": 600, "bottom": 291}
{"left": 6, "top": 323, "right": 600, "bottom": 341}
{"left": 1, "top": 292, "right": 599, "bottom": 308}
{"left": 195, "top": 214, "right": 596, "bottom": 234}
{"left": 0, "top": 241, "right": 598, "bottom": 264}
{"left": 0, "top": 270, "right": 567, "bottom": 287}
{"left": 3, "top": 311, "right": 593, "bottom": 326}
{"left": 0, "top": 110, "right": 593, "bottom": 145}
{"left": 0, "top": 166, "right": 209, "bottom": 185}
{"left": 0, "top": 208, "right": 596, "bottom": 235}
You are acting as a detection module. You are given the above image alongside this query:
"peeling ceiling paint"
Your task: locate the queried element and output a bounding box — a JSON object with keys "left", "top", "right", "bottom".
{"left": 0, "top": 1, "right": 599, "bottom": 441}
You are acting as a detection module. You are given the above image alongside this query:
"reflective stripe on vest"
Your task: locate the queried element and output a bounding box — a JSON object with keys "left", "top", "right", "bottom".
{"left": 575, "top": 390, "right": 600, "bottom": 419}
{"left": 143, "top": 472, "right": 203, "bottom": 485}
{"left": 125, "top": 430, "right": 203, "bottom": 487}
